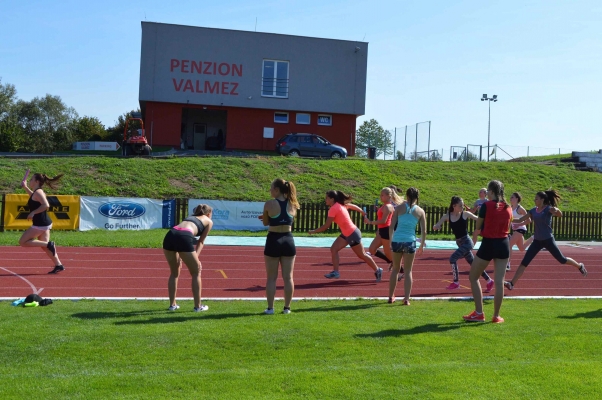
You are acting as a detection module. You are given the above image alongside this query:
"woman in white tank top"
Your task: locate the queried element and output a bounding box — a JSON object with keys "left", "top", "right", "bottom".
{"left": 507, "top": 192, "right": 534, "bottom": 271}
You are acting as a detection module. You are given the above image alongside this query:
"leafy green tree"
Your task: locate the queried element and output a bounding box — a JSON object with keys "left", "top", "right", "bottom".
{"left": 0, "top": 79, "right": 25, "bottom": 152}
{"left": 71, "top": 116, "right": 107, "bottom": 142}
{"left": 355, "top": 119, "right": 393, "bottom": 158}
{"left": 396, "top": 150, "right": 405, "bottom": 161}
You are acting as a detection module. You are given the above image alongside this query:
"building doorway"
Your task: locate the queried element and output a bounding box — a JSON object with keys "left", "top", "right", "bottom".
{"left": 193, "top": 123, "right": 207, "bottom": 150}
{"left": 182, "top": 108, "right": 227, "bottom": 150}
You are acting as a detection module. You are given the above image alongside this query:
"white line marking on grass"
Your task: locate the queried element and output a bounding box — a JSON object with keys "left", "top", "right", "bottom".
{"left": 0, "top": 267, "right": 43, "bottom": 294}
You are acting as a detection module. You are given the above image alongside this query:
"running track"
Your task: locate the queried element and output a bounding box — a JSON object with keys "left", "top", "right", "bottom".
{"left": 0, "top": 245, "right": 600, "bottom": 299}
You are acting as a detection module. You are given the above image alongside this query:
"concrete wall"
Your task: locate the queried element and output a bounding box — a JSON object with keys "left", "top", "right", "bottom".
{"left": 139, "top": 22, "right": 368, "bottom": 115}
{"left": 572, "top": 150, "right": 602, "bottom": 171}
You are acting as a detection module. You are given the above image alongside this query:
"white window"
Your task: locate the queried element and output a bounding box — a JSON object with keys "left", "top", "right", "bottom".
{"left": 296, "top": 113, "right": 310, "bottom": 125}
{"left": 274, "top": 112, "right": 289, "bottom": 123}
{"left": 262, "top": 60, "right": 289, "bottom": 98}
{"left": 318, "top": 115, "right": 332, "bottom": 126}
{"left": 263, "top": 127, "right": 274, "bottom": 139}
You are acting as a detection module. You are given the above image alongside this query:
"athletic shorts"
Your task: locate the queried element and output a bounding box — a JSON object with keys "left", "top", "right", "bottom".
{"left": 339, "top": 228, "right": 362, "bottom": 247}
{"left": 378, "top": 227, "right": 390, "bottom": 240}
{"left": 31, "top": 224, "right": 52, "bottom": 231}
{"left": 264, "top": 232, "right": 296, "bottom": 257}
{"left": 391, "top": 241, "right": 416, "bottom": 254}
{"left": 512, "top": 228, "right": 527, "bottom": 235}
{"left": 476, "top": 237, "right": 510, "bottom": 261}
{"left": 162, "top": 228, "right": 196, "bottom": 252}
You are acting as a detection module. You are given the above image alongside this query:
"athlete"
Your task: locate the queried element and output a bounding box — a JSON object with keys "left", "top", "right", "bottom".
{"left": 506, "top": 192, "right": 534, "bottom": 271}
{"left": 19, "top": 172, "right": 65, "bottom": 274}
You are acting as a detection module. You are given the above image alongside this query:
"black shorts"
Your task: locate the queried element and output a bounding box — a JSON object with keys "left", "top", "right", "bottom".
{"left": 512, "top": 228, "right": 527, "bottom": 235}
{"left": 264, "top": 232, "right": 296, "bottom": 257}
{"left": 378, "top": 227, "right": 390, "bottom": 240}
{"left": 476, "top": 237, "right": 510, "bottom": 261}
{"left": 162, "top": 229, "right": 196, "bottom": 252}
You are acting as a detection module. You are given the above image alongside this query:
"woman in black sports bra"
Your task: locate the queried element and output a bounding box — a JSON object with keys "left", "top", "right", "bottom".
{"left": 162, "top": 204, "right": 213, "bottom": 312}
{"left": 258, "top": 178, "right": 299, "bottom": 315}
{"left": 19, "top": 172, "right": 65, "bottom": 274}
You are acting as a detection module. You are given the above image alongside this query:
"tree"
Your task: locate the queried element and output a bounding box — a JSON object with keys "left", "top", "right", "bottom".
{"left": 355, "top": 119, "right": 393, "bottom": 158}
{"left": 458, "top": 150, "right": 480, "bottom": 161}
{"left": 71, "top": 116, "right": 107, "bottom": 143}
{"left": 106, "top": 109, "right": 142, "bottom": 143}
{"left": 0, "top": 78, "right": 25, "bottom": 152}
{"left": 396, "top": 150, "right": 405, "bottom": 161}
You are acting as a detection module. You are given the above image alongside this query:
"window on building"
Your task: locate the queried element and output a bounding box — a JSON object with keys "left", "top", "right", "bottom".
{"left": 296, "top": 113, "right": 310, "bottom": 125}
{"left": 317, "top": 115, "right": 332, "bottom": 126}
{"left": 274, "top": 112, "right": 289, "bottom": 123}
{"left": 262, "top": 60, "right": 289, "bottom": 98}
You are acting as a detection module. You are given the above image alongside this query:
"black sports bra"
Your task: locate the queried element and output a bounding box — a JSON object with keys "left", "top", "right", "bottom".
{"left": 182, "top": 217, "right": 205, "bottom": 235}
{"left": 269, "top": 199, "right": 294, "bottom": 226}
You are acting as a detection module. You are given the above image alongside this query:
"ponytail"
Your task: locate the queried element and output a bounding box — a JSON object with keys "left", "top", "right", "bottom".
{"left": 192, "top": 204, "right": 212, "bottom": 216}
{"left": 449, "top": 196, "right": 463, "bottom": 213}
{"left": 537, "top": 190, "right": 561, "bottom": 207}
{"left": 272, "top": 178, "right": 300, "bottom": 210}
{"left": 487, "top": 180, "right": 509, "bottom": 208}
{"left": 326, "top": 190, "right": 352, "bottom": 205}
{"left": 33, "top": 173, "right": 64, "bottom": 190}
{"left": 405, "top": 187, "right": 419, "bottom": 205}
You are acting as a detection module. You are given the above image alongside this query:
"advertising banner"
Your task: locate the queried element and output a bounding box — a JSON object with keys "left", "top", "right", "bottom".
{"left": 3, "top": 194, "right": 80, "bottom": 230}
{"left": 79, "top": 197, "right": 175, "bottom": 231}
{"left": 188, "top": 199, "right": 266, "bottom": 231}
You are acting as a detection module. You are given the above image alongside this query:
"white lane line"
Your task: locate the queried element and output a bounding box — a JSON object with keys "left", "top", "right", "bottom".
{"left": 0, "top": 267, "right": 43, "bottom": 294}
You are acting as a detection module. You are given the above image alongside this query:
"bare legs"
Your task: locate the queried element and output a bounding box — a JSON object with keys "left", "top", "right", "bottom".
{"left": 265, "top": 255, "right": 295, "bottom": 310}
{"left": 390, "top": 252, "right": 416, "bottom": 302}
{"left": 468, "top": 256, "right": 508, "bottom": 318}
{"left": 19, "top": 228, "right": 62, "bottom": 267}
{"left": 164, "top": 250, "right": 202, "bottom": 308}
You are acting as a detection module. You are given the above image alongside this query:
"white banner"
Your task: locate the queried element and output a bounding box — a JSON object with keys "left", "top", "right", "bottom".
{"left": 73, "top": 141, "right": 120, "bottom": 151}
{"left": 188, "top": 199, "right": 266, "bottom": 231}
{"left": 80, "top": 197, "right": 175, "bottom": 231}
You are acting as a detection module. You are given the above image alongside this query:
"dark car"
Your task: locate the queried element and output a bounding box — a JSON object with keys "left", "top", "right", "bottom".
{"left": 275, "top": 133, "right": 347, "bottom": 158}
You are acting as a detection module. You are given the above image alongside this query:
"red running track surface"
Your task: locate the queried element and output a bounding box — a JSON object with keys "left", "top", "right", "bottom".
{"left": 0, "top": 245, "right": 600, "bottom": 299}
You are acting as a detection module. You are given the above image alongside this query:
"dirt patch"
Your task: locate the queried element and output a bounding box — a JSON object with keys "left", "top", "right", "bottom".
{"left": 168, "top": 179, "right": 193, "bottom": 192}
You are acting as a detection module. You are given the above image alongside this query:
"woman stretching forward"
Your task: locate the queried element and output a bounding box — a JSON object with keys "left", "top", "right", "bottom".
{"left": 504, "top": 190, "right": 587, "bottom": 291}
{"left": 310, "top": 190, "right": 382, "bottom": 281}
{"left": 388, "top": 187, "right": 426, "bottom": 305}
{"left": 433, "top": 196, "right": 494, "bottom": 292}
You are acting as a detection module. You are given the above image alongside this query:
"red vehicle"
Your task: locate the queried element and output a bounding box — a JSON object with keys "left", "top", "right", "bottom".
{"left": 123, "top": 118, "right": 152, "bottom": 156}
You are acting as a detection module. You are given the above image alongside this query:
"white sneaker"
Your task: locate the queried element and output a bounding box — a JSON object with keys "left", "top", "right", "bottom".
{"left": 194, "top": 305, "right": 209, "bottom": 312}
{"left": 168, "top": 305, "right": 180, "bottom": 311}
{"left": 282, "top": 308, "right": 291, "bottom": 314}
{"left": 375, "top": 267, "right": 383, "bottom": 282}
{"left": 264, "top": 308, "right": 275, "bottom": 315}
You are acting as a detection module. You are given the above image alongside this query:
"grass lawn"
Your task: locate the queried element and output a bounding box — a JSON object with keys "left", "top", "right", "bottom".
{"left": 1, "top": 299, "right": 600, "bottom": 399}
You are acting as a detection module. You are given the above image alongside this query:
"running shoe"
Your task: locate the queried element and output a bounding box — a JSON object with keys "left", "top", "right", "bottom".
{"left": 579, "top": 263, "right": 588, "bottom": 277}
{"left": 194, "top": 305, "right": 209, "bottom": 312}
{"left": 282, "top": 308, "right": 291, "bottom": 314}
{"left": 47, "top": 241, "right": 57, "bottom": 256}
{"left": 388, "top": 296, "right": 396, "bottom": 304}
{"left": 397, "top": 272, "right": 404, "bottom": 282}
{"left": 463, "top": 310, "right": 485, "bottom": 322}
{"left": 48, "top": 265, "right": 64, "bottom": 274}
{"left": 324, "top": 271, "right": 340, "bottom": 279}
{"left": 506, "top": 263, "right": 511, "bottom": 271}
{"left": 375, "top": 267, "right": 383, "bottom": 282}
{"left": 492, "top": 316, "right": 505, "bottom": 324}
{"left": 485, "top": 280, "right": 495, "bottom": 293}
{"left": 446, "top": 282, "right": 460, "bottom": 290}
{"left": 264, "top": 308, "right": 274, "bottom": 315}
{"left": 504, "top": 281, "right": 514, "bottom": 290}
{"left": 402, "top": 299, "right": 410, "bottom": 306}
{"left": 168, "top": 305, "right": 180, "bottom": 311}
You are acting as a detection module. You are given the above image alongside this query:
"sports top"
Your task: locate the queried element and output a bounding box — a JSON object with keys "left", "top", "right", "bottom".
{"left": 448, "top": 212, "right": 468, "bottom": 239}
{"left": 392, "top": 203, "right": 419, "bottom": 243}
{"left": 511, "top": 206, "right": 527, "bottom": 231}
{"left": 269, "top": 199, "right": 294, "bottom": 226}
{"left": 529, "top": 206, "right": 554, "bottom": 241}
{"left": 328, "top": 202, "right": 356, "bottom": 237}
{"left": 182, "top": 216, "right": 206, "bottom": 236}
{"left": 478, "top": 200, "right": 512, "bottom": 239}
{"left": 377, "top": 204, "right": 393, "bottom": 229}
{"left": 27, "top": 189, "right": 52, "bottom": 227}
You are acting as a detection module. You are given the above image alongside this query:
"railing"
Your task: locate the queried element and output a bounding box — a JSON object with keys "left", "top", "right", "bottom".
{"left": 2, "top": 196, "right": 601, "bottom": 240}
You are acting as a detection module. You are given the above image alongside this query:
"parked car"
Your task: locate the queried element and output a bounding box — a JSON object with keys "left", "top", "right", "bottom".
{"left": 275, "top": 133, "right": 347, "bottom": 158}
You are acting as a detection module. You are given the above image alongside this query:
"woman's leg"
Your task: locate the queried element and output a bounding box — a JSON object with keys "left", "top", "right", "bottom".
{"left": 350, "top": 242, "right": 379, "bottom": 272}
{"left": 507, "top": 233, "right": 519, "bottom": 267}
{"left": 38, "top": 230, "right": 62, "bottom": 266}
{"left": 164, "top": 250, "right": 182, "bottom": 307}
{"left": 264, "top": 256, "right": 280, "bottom": 310}
{"left": 402, "top": 252, "right": 416, "bottom": 303}
{"left": 468, "top": 256, "right": 489, "bottom": 314}
{"left": 179, "top": 252, "right": 202, "bottom": 308}
{"left": 492, "top": 258, "right": 508, "bottom": 318}
{"left": 280, "top": 256, "right": 296, "bottom": 309}
{"left": 368, "top": 233, "right": 382, "bottom": 255}
{"left": 506, "top": 239, "right": 543, "bottom": 288}
{"left": 389, "top": 251, "right": 403, "bottom": 298}
{"left": 329, "top": 236, "right": 348, "bottom": 272}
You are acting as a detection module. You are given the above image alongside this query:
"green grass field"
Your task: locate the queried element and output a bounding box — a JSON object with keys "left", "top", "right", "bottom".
{"left": 1, "top": 155, "right": 601, "bottom": 210}
{"left": 1, "top": 299, "right": 600, "bottom": 399}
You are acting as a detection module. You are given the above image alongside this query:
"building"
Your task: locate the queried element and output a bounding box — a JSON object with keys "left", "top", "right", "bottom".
{"left": 139, "top": 22, "right": 368, "bottom": 155}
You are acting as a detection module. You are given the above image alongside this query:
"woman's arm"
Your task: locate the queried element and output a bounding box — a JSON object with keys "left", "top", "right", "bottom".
{"left": 21, "top": 180, "right": 33, "bottom": 196}
{"left": 345, "top": 203, "right": 366, "bottom": 215}
{"left": 472, "top": 218, "right": 483, "bottom": 245}
{"left": 195, "top": 219, "right": 214, "bottom": 255}
{"left": 513, "top": 211, "right": 531, "bottom": 224}
{"left": 549, "top": 206, "right": 562, "bottom": 217}
{"left": 258, "top": 201, "right": 272, "bottom": 226}
{"left": 464, "top": 211, "right": 479, "bottom": 221}
{"left": 309, "top": 217, "right": 335, "bottom": 234}
{"left": 417, "top": 209, "right": 427, "bottom": 255}
{"left": 389, "top": 207, "right": 400, "bottom": 240}
{"left": 432, "top": 213, "right": 448, "bottom": 230}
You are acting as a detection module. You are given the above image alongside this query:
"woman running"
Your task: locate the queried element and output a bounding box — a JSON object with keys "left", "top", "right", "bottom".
{"left": 162, "top": 204, "right": 213, "bottom": 312}
{"left": 388, "top": 187, "right": 427, "bottom": 305}
{"left": 364, "top": 187, "right": 404, "bottom": 281}
{"left": 463, "top": 180, "right": 512, "bottom": 324}
{"left": 433, "top": 196, "right": 494, "bottom": 292}
{"left": 504, "top": 190, "right": 587, "bottom": 291}
{"left": 19, "top": 173, "right": 65, "bottom": 274}
{"left": 309, "top": 190, "right": 382, "bottom": 281}
{"left": 506, "top": 192, "right": 534, "bottom": 271}
{"left": 259, "top": 178, "right": 299, "bottom": 315}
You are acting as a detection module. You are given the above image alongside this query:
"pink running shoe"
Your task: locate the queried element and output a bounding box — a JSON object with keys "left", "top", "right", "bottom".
{"left": 463, "top": 311, "right": 485, "bottom": 322}
{"left": 485, "top": 280, "right": 494, "bottom": 293}
{"left": 492, "top": 316, "right": 505, "bottom": 324}
{"left": 402, "top": 299, "right": 410, "bottom": 306}
{"left": 388, "top": 296, "right": 396, "bottom": 304}
{"left": 446, "top": 282, "right": 460, "bottom": 290}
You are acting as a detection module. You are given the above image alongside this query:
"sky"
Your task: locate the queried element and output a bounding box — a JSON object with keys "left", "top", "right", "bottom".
{"left": 1, "top": 0, "right": 601, "bottom": 160}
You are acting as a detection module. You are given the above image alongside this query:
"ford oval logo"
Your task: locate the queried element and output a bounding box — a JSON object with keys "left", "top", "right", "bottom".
{"left": 98, "top": 202, "right": 146, "bottom": 219}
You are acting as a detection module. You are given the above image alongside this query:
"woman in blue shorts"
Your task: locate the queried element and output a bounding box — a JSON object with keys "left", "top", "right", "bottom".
{"left": 259, "top": 178, "right": 299, "bottom": 315}
{"left": 504, "top": 190, "right": 587, "bottom": 291}
{"left": 163, "top": 204, "right": 213, "bottom": 312}
{"left": 433, "top": 196, "right": 494, "bottom": 292}
{"left": 388, "top": 187, "right": 426, "bottom": 305}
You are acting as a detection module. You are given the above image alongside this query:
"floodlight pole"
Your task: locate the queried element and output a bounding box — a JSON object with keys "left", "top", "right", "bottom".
{"left": 487, "top": 100, "right": 491, "bottom": 162}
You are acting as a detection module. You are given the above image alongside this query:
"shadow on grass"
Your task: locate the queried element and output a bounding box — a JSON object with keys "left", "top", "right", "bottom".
{"left": 557, "top": 309, "right": 602, "bottom": 319}
{"left": 355, "top": 322, "right": 479, "bottom": 338}
{"left": 113, "top": 312, "right": 254, "bottom": 325}
{"left": 224, "top": 279, "right": 378, "bottom": 292}
{"left": 71, "top": 310, "right": 172, "bottom": 320}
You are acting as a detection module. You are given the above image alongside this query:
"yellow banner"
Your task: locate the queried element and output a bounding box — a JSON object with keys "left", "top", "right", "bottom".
{"left": 3, "top": 194, "right": 80, "bottom": 230}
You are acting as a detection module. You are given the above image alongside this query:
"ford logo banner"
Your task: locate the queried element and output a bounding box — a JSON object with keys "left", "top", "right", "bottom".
{"left": 98, "top": 202, "right": 146, "bottom": 219}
